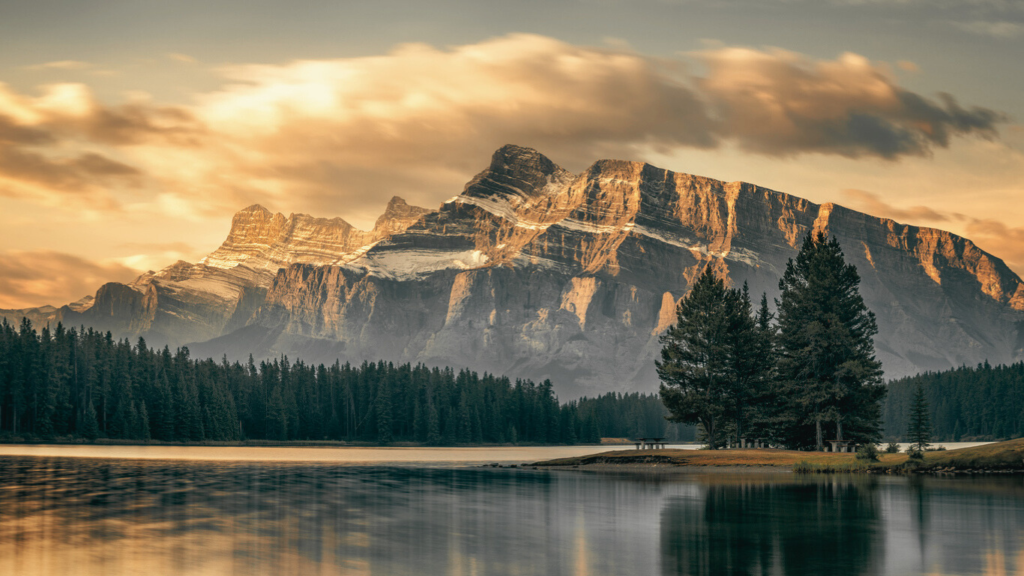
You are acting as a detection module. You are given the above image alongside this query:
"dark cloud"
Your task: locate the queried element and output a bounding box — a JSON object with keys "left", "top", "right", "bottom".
{"left": 0, "top": 250, "right": 139, "bottom": 309}
{"left": 80, "top": 104, "right": 205, "bottom": 146}
{"left": 0, "top": 115, "right": 55, "bottom": 145}
{"left": 0, "top": 143, "right": 140, "bottom": 194}
{"left": 698, "top": 48, "right": 1006, "bottom": 159}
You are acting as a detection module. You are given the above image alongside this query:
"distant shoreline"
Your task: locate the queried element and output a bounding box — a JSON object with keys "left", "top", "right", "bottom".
{"left": 0, "top": 437, "right": 698, "bottom": 449}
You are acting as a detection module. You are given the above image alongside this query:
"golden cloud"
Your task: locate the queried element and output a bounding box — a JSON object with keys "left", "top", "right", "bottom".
{"left": 964, "top": 219, "right": 1024, "bottom": 274}
{"left": 0, "top": 250, "right": 140, "bottom": 310}
{"left": 841, "top": 189, "right": 961, "bottom": 223}
{"left": 0, "top": 35, "right": 1010, "bottom": 222}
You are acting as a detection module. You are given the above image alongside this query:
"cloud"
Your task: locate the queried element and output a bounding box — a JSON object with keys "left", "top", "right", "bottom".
{"left": 954, "top": 20, "right": 1024, "bottom": 37}
{"left": 23, "top": 60, "right": 92, "bottom": 71}
{"left": 167, "top": 53, "right": 197, "bottom": 64}
{"left": 963, "top": 219, "right": 1024, "bottom": 272}
{"left": 840, "top": 188, "right": 1024, "bottom": 273}
{"left": 0, "top": 34, "right": 1009, "bottom": 223}
{"left": 0, "top": 250, "right": 140, "bottom": 309}
{"left": 841, "top": 189, "right": 961, "bottom": 223}
{"left": 113, "top": 241, "right": 202, "bottom": 272}
{"left": 697, "top": 48, "right": 1005, "bottom": 158}
{"left": 0, "top": 82, "right": 203, "bottom": 208}
{"left": 0, "top": 145, "right": 139, "bottom": 192}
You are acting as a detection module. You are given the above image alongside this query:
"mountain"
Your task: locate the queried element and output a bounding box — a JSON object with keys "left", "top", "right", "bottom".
{"left": 7, "top": 145, "right": 1024, "bottom": 397}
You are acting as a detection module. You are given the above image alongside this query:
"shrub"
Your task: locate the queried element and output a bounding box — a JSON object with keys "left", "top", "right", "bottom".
{"left": 885, "top": 440, "right": 900, "bottom": 453}
{"left": 856, "top": 443, "right": 880, "bottom": 462}
{"left": 906, "top": 447, "right": 924, "bottom": 461}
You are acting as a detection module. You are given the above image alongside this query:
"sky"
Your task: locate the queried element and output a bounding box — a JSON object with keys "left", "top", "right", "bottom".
{"left": 1, "top": 0, "right": 1022, "bottom": 309}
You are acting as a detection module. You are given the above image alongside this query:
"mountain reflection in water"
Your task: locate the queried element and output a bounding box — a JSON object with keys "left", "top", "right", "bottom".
{"left": 1, "top": 456, "right": 1022, "bottom": 575}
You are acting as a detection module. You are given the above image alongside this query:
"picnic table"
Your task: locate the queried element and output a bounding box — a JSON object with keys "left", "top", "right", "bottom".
{"left": 634, "top": 437, "right": 666, "bottom": 450}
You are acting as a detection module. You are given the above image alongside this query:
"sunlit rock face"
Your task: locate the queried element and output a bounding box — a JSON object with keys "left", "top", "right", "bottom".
{"left": 15, "top": 145, "right": 1024, "bottom": 397}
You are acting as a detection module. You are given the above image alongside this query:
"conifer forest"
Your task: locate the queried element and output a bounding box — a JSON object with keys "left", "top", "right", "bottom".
{"left": 0, "top": 318, "right": 691, "bottom": 444}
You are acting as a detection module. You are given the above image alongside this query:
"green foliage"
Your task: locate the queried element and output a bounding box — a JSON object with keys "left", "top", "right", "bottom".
{"left": 81, "top": 399, "right": 99, "bottom": 440}
{"left": 658, "top": 232, "right": 884, "bottom": 452}
{"left": 773, "top": 232, "right": 886, "bottom": 450}
{"left": 907, "top": 383, "right": 932, "bottom": 451}
{"left": 657, "top": 269, "right": 770, "bottom": 449}
{"left": 906, "top": 447, "right": 924, "bottom": 461}
{"left": 855, "top": 443, "right": 879, "bottom": 462}
{"left": 883, "top": 361, "right": 1024, "bottom": 442}
{"left": 885, "top": 440, "right": 900, "bottom": 453}
{"left": 0, "top": 317, "right": 671, "bottom": 445}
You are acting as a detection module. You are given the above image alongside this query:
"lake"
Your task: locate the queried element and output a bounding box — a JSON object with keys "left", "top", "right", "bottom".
{"left": 0, "top": 445, "right": 1020, "bottom": 575}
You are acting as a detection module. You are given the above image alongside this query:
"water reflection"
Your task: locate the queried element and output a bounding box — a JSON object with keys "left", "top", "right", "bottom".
{"left": 1, "top": 457, "right": 1023, "bottom": 575}
{"left": 661, "top": 478, "right": 883, "bottom": 575}
{"left": 659, "top": 475, "right": 1024, "bottom": 576}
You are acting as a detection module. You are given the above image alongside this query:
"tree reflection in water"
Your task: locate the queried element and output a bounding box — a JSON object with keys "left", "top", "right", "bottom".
{"left": 660, "top": 478, "right": 884, "bottom": 576}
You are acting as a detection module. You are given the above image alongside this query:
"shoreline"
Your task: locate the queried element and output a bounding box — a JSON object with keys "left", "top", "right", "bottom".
{"left": 531, "top": 462, "right": 796, "bottom": 474}
{"left": 531, "top": 439, "right": 1024, "bottom": 474}
{"left": 0, "top": 438, "right": 646, "bottom": 449}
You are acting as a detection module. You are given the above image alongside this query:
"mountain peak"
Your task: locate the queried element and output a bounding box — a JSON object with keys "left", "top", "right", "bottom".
{"left": 490, "top": 144, "right": 557, "bottom": 172}
{"left": 235, "top": 204, "right": 274, "bottom": 217}
{"left": 374, "top": 196, "right": 431, "bottom": 236}
{"left": 459, "top": 144, "right": 575, "bottom": 202}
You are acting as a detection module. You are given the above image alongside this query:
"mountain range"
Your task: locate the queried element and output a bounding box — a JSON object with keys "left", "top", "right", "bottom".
{"left": 5, "top": 145, "right": 1023, "bottom": 398}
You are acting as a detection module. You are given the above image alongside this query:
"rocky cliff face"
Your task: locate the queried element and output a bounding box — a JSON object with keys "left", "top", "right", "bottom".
{"left": 13, "top": 145, "right": 1024, "bottom": 397}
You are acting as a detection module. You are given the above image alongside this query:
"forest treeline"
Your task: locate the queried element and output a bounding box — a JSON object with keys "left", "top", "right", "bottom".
{"left": 884, "top": 361, "right": 1024, "bottom": 442}
{"left": 0, "top": 318, "right": 693, "bottom": 444}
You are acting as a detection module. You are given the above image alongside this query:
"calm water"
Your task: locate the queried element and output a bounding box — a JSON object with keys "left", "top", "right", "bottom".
{"left": 0, "top": 447, "right": 1020, "bottom": 576}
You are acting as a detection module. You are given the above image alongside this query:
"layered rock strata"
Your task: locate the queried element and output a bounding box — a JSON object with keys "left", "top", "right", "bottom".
{"left": 9, "top": 145, "right": 1024, "bottom": 397}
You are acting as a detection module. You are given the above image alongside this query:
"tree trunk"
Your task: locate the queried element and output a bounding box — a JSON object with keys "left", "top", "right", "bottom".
{"left": 705, "top": 416, "right": 717, "bottom": 450}
{"left": 736, "top": 399, "right": 743, "bottom": 449}
{"left": 836, "top": 418, "right": 844, "bottom": 443}
{"left": 815, "top": 414, "right": 823, "bottom": 451}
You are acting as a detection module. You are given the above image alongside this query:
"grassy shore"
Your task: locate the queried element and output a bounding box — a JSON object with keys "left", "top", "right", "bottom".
{"left": 532, "top": 438, "right": 1024, "bottom": 473}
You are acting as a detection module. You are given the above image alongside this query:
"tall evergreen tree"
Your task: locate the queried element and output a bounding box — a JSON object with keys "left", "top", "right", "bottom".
{"left": 746, "top": 293, "right": 778, "bottom": 441}
{"left": 774, "top": 231, "right": 886, "bottom": 450}
{"left": 725, "top": 283, "right": 774, "bottom": 447}
{"left": 376, "top": 377, "right": 394, "bottom": 443}
{"left": 657, "top": 268, "right": 736, "bottom": 449}
{"left": 81, "top": 399, "right": 99, "bottom": 440}
{"left": 908, "top": 383, "right": 932, "bottom": 451}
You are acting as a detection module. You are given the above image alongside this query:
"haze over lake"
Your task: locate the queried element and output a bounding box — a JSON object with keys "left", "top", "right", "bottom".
{"left": 1, "top": 446, "right": 1020, "bottom": 576}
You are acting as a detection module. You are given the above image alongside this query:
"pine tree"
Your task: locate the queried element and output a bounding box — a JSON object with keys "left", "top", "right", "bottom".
{"left": 725, "top": 283, "right": 773, "bottom": 447}
{"left": 426, "top": 399, "right": 441, "bottom": 445}
{"left": 154, "top": 372, "right": 175, "bottom": 441}
{"left": 268, "top": 385, "right": 288, "bottom": 441}
{"left": 774, "top": 232, "right": 886, "bottom": 450}
{"left": 657, "top": 268, "right": 736, "bottom": 449}
{"left": 376, "top": 379, "right": 394, "bottom": 443}
{"left": 138, "top": 401, "right": 151, "bottom": 441}
{"left": 908, "top": 383, "right": 931, "bottom": 451}
{"left": 81, "top": 399, "right": 99, "bottom": 440}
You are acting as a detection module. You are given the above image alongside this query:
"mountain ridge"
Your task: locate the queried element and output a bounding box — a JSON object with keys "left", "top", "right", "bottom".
{"left": 4, "top": 144, "right": 1023, "bottom": 397}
